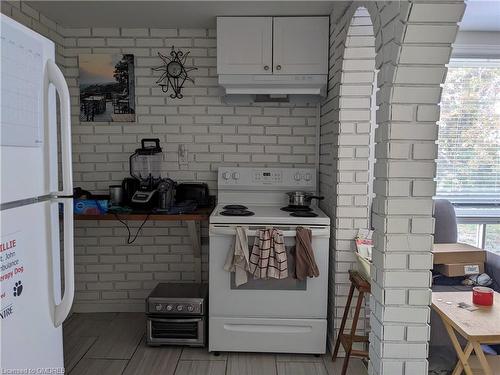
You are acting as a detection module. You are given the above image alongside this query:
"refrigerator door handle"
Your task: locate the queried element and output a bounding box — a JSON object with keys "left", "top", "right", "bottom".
{"left": 45, "top": 59, "right": 73, "bottom": 197}
{"left": 53, "top": 197, "right": 74, "bottom": 327}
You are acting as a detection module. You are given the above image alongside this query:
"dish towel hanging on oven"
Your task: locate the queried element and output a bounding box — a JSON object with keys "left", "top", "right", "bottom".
{"left": 249, "top": 228, "right": 288, "bottom": 279}
{"left": 223, "top": 226, "right": 250, "bottom": 286}
{"left": 295, "top": 226, "right": 319, "bottom": 281}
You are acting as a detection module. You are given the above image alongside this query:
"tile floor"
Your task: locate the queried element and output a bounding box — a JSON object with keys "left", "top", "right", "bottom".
{"left": 63, "top": 313, "right": 368, "bottom": 375}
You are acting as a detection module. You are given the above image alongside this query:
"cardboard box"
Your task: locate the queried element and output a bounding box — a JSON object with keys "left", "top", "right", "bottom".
{"left": 435, "top": 262, "right": 484, "bottom": 277}
{"left": 432, "top": 243, "right": 485, "bottom": 265}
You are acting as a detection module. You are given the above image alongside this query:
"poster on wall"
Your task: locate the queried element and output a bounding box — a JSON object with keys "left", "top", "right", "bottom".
{"left": 78, "top": 54, "right": 135, "bottom": 122}
{"left": 0, "top": 230, "right": 25, "bottom": 321}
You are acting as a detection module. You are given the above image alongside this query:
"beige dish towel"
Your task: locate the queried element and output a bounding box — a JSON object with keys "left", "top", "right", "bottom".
{"left": 223, "top": 226, "right": 250, "bottom": 286}
{"left": 295, "top": 227, "right": 320, "bottom": 281}
{"left": 249, "top": 228, "right": 288, "bottom": 279}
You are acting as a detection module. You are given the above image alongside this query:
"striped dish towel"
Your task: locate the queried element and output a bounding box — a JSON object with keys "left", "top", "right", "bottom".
{"left": 249, "top": 228, "right": 288, "bottom": 279}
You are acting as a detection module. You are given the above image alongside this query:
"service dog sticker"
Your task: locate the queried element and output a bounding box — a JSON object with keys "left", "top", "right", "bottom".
{"left": 0, "top": 231, "right": 25, "bottom": 320}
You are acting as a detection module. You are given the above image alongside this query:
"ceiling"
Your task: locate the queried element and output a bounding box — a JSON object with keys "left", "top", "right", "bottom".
{"left": 460, "top": 0, "right": 500, "bottom": 31}
{"left": 26, "top": 1, "right": 338, "bottom": 29}
{"left": 26, "top": 0, "right": 500, "bottom": 32}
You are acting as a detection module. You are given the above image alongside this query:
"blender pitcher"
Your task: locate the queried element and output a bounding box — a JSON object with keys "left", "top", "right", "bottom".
{"left": 129, "top": 138, "right": 163, "bottom": 191}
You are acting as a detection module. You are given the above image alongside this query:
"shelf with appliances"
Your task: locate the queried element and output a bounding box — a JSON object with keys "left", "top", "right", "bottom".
{"left": 74, "top": 205, "right": 214, "bottom": 284}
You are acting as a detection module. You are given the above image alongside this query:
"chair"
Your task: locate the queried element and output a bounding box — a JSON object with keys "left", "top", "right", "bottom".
{"left": 433, "top": 199, "right": 458, "bottom": 244}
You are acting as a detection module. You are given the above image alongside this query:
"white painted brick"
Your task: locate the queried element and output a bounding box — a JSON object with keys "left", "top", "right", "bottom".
{"left": 383, "top": 272, "right": 430, "bottom": 288}
{"left": 121, "top": 28, "right": 149, "bottom": 37}
{"left": 408, "top": 289, "right": 431, "bottom": 306}
{"left": 417, "top": 105, "right": 440, "bottom": 122}
{"left": 412, "top": 180, "right": 436, "bottom": 197}
{"left": 409, "top": 3, "right": 465, "bottom": 23}
{"left": 412, "top": 143, "right": 437, "bottom": 160}
{"left": 92, "top": 28, "right": 120, "bottom": 36}
{"left": 399, "top": 46, "right": 452, "bottom": 65}
{"left": 405, "top": 24, "right": 458, "bottom": 44}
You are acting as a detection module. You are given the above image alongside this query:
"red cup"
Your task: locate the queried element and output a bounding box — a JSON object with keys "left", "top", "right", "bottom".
{"left": 472, "top": 286, "right": 494, "bottom": 306}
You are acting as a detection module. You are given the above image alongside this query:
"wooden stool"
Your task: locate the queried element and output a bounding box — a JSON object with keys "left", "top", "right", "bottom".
{"left": 332, "top": 270, "right": 371, "bottom": 375}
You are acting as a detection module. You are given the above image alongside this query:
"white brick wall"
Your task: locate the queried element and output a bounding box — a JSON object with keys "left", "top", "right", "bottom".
{"left": 321, "top": 1, "right": 465, "bottom": 374}
{"left": 1, "top": 2, "right": 319, "bottom": 312}
{"left": 66, "top": 26, "right": 318, "bottom": 311}
{"left": 1, "top": 1, "right": 65, "bottom": 67}
{"left": 320, "top": 5, "right": 376, "bottom": 357}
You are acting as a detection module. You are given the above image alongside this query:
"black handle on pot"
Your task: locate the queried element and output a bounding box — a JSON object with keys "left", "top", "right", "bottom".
{"left": 305, "top": 195, "right": 324, "bottom": 202}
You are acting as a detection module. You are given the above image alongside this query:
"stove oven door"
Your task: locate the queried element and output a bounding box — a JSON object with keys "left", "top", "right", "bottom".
{"left": 208, "top": 224, "right": 330, "bottom": 319}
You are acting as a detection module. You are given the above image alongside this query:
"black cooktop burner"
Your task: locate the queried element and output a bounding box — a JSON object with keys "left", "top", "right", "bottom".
{"left": 220, "top": 209, "right": 255, "bottom": 216}
{"left": 281, "top": 206, "right": 312, "bottom": 212}
{"left": 290, "top": 212, "right": 318, "bottom": 218}
{"left": 223, "top": 205, "right": 248, "bottom": 210}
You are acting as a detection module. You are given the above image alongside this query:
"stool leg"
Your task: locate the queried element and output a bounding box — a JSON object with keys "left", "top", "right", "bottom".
{"left": 350, "top": 291, "right": 364, "bottom": 337}
{"left": 341, "top": 290, "right": 365, "bottom": 375}
{"left": 333, "top": 283, "right": 355, "bottom": 361}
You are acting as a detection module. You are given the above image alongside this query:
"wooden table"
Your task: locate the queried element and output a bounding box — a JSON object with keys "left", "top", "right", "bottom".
{"left": 75, "top": 207, "right": 213, "bottom": 283}
{"left": 432, "top": 291, "right": 500, "bottom": 375}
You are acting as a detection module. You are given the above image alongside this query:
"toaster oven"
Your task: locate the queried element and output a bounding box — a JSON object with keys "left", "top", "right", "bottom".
{"left": 146, "top": 283, "right": 208, "bottom": 347}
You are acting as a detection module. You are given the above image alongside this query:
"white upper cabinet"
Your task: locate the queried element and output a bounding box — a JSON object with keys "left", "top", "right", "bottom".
{"left": 273, "top": 17, "right": 329, "bottom": 75}
{"left": 217, "top": 16, "right": 329, "bottom": 76}
{"left": 217, "top": 17, "right": 273, "bottom": 75}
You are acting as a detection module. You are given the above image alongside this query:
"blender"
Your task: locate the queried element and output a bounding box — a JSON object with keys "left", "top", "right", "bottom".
{"left": 130, "top": 138, "right": 163, "bottom": 208}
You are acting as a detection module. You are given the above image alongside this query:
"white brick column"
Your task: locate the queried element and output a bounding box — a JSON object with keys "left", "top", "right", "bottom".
{"left": 364, "top": 1, "right": 465, "bottom": 374}
{"left": 322, "top": 1, "right": 465, "bottom": 373}
{"left": 320, "top": 5, "right": 376, "bottom": 353}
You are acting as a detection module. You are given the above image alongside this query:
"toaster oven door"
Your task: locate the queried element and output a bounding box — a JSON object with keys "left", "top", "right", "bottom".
{"left": 146, "top": 316, "right": 205, "bottom": 347}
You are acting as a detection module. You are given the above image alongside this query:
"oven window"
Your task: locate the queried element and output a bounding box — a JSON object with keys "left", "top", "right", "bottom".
{"left": 150, "top": 319, "right": 200, "bottom": 340}
{"left": 231, "top": 244, "right": 307, "bottom": 290}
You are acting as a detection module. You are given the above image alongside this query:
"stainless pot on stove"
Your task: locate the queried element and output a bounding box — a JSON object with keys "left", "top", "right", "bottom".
{"left": 286, "top": 191, "right": 324, "bottom": 207}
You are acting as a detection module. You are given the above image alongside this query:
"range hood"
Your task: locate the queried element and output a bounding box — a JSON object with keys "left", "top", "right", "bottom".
{"left": 218, "top": 74, "right": 327, "bottom": 96}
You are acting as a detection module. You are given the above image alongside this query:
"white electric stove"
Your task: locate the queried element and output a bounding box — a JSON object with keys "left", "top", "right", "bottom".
{"left": 209, "top": 167, "right": 331, "bottom": 354}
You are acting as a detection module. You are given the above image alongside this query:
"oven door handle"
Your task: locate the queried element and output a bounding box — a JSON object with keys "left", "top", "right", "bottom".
{"left": 209, "top": 225, "right": 330, "bottom": 238}
{"left": 149, "top": 317, "right": 203, "bottom": 323}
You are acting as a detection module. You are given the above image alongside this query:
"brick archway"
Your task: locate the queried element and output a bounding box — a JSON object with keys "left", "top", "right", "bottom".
{"left": 320, "top": 2, "right": 465, "bottom": 374}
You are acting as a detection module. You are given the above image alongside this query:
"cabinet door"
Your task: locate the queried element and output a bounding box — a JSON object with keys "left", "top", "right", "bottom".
{"left": 217, "top": 17, "right": 273, "bottom": 75}
{"left": 273, "top": 17, "right": 329, "bottom": 75}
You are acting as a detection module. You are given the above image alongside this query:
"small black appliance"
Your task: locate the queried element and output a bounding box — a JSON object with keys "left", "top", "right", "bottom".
{"left": 129, "top": 139, "right": 163, "bottom": 208}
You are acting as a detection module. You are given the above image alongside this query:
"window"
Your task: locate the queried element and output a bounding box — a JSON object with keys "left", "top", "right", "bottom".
{"left": 437, "top": 59, "right": 500, "bottom": 253}
{"left": 436, "top": 60, "right": 500, "bottom": 202}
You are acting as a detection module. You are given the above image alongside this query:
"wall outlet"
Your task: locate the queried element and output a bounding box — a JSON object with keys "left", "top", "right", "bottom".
{"left": 178, "top": 144, "right": 188, "bottom": 165}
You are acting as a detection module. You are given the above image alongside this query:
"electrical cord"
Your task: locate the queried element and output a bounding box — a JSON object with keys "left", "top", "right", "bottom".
{"left": 114, "top": 213, "right": 150, "bottom": 244}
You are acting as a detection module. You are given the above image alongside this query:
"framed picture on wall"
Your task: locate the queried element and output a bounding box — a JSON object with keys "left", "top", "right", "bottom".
{"left": 78, "top": 54, "right": 135, "bottom": 122}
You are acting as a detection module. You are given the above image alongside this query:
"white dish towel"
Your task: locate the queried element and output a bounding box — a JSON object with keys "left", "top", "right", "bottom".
{"left": 223, "top": 226, "right": 250, "bottom": 286}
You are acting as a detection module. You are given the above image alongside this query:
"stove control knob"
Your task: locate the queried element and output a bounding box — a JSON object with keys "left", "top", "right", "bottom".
{"left": 232, "top": 172, "right": 240, "bottom": 180}
{"left": 294, "top": 173, "right": 301, "bottom": 181}
{"left": 222, "top": 172, "right": 231, "bottom": 180}
{"left": 155, "top": 304, "right": 163, "bottom": 311}
{"left": 166, "top": 304, "right": 173, "bottom": 311}
{"left": 305, "top": 173, "right": 312, "bottom": 181}
{"left": 176, "top": 305, "right": 184, "bottom": 312}
{"left": 187, "top": 304, "right": 194, "bottom": 312}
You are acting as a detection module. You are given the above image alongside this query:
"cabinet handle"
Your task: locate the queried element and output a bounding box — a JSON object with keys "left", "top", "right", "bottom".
{"left": 276, "top": 65, "right": 282, "bottom": 70}
{"left": 264, "top": 65, "right": 269, "bottom": 71}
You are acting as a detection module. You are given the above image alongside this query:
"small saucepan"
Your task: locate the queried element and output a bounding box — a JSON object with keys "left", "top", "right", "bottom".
{"left": 286, "top": 191, "right": 324, "bottom": 207}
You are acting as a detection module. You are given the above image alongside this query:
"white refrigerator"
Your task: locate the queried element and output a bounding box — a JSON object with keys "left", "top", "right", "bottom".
{"left": 0, "top": 14, "right": 74, "bottom": 372}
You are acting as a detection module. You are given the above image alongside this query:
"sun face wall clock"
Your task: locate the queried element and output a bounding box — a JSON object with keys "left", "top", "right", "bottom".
{"left": 152, "top": 46, "right": 197, "bottom": 99}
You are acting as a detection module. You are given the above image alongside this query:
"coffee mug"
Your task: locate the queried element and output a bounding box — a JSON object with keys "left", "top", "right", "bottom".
{"left": 109, "top": 185, "right": 124, "bottom": 206}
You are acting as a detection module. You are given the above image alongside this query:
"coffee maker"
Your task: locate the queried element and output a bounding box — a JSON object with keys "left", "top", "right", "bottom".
{"left": 129, "top": 139, "right": 163, "bottom": 208}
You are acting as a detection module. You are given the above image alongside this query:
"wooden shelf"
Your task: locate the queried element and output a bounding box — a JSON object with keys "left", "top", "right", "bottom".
{"left": 74, "top": 206, "right": 213, "bottom": 222}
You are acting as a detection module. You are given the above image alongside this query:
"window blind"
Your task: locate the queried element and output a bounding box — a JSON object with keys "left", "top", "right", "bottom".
{"left": 436, "top": 60, "right": 500, "bottom": 202}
